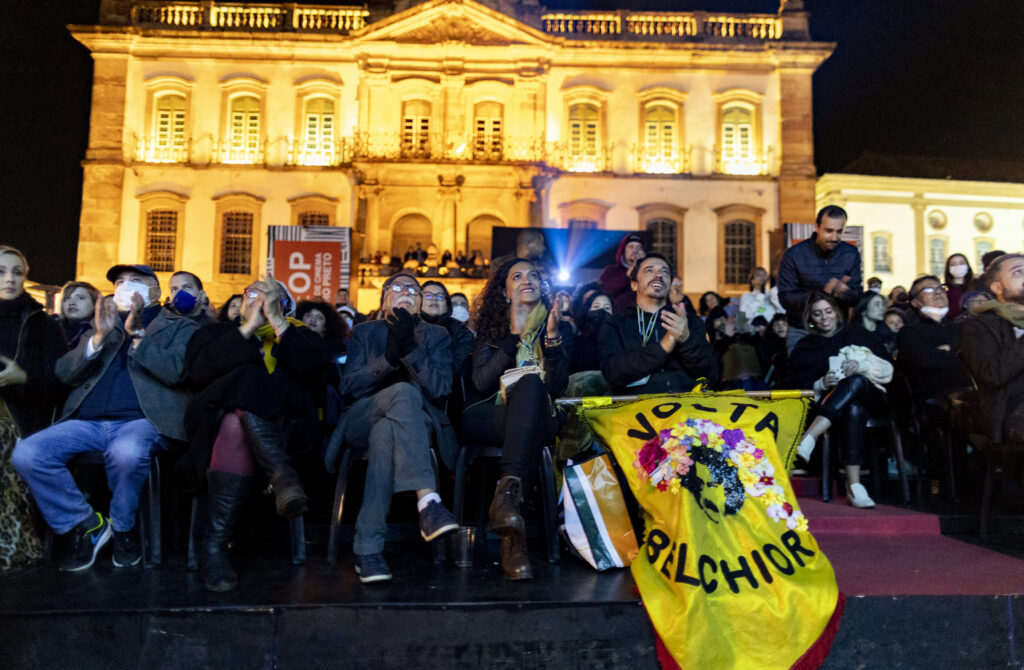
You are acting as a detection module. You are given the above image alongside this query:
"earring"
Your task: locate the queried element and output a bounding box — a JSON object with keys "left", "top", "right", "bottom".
{"left": 505, "top": 296, "right": 511, "bottom": 304}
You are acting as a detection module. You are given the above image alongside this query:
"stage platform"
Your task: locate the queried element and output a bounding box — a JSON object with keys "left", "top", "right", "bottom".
{"left": 2, "top": 497, "right": 1022, "bottom": 670}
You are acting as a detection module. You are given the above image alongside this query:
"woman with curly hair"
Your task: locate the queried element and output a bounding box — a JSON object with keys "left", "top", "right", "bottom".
{"left": 217, "top": 294, "right": 243, "bottom": 324}
{"left": 461, "top": 258, "right": 572, "bottom": 580}
{"left": 55, "top": 281, "right": 102, "bottom": 350}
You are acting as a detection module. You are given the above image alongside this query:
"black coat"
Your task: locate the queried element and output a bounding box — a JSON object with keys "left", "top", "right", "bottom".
{"left": 786, "top": 325, "right": 889, "bottom": 391}
{"left": 960, "top": 310, "right": 1024, "bottom": 445}
{"left": 177, "top": 322, "right": 331, "bottom": 492}
{"left": 896, "top": 316, "right": 970, "bottom": 400}
{"left": 467, "top": 320, "right": 572, "bottom": 407}
{"left": 777, "top": 233, "right": 863, "bottom": 328}
{"left": 598, "top": 305, "right": 718, "bottom": 395}
{"left": 0, "top": 293, "right": 67, "bottom": 436}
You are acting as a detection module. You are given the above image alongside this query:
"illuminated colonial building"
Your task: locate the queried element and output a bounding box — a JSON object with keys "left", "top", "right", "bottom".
{"left": 72, "top": 0, "right": 832, "bottom": 307}
{"left": 817, "top": 157, "right": 1024, "bottom": 290}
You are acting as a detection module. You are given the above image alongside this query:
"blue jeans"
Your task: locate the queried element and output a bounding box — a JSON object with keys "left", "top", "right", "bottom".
{"left": 12, "top": 419, "right": 161, "bottom": 534}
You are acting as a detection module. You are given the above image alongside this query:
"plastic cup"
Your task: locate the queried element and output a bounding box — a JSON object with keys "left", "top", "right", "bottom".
{"left": 453, "top": 526, "right": 475, "bottom": 568}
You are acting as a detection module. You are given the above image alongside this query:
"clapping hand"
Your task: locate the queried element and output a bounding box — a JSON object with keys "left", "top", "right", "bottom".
{"left": 123, "top": 291, "right": 145, "bottom": 335}
{"left": 386, "top": 307, "right": 418, "bottom": 354}
{"left": 546, "top": 299, "right": 562, "bottom": 339}
{"left": 659, "top": 302, "right": 690, "bottom": 352}
{"left": 238, "top": 286, "right": 267, "bottom": 339}
{"left": 0, "top": 355, "right": 27, "bottom": 388}
{"left": 91, "top": 296, "right": 118, "bottom": 349}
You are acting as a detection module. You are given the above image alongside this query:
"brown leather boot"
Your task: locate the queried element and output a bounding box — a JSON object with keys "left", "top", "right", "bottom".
{"left": 500, "top": 531, "right": 534, "bottom": 580}
{"left": 488, "top": 476, "right": 525, "bottom": 534}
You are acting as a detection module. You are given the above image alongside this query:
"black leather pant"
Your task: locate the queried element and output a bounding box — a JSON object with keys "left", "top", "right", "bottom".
{"left": 818, "top": 374, "right": 885, "bottom": 466}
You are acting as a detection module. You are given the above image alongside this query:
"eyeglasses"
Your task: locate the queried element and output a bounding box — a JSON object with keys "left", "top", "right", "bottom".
{"left": 388, "top": 284, "right": 419, "bottom": 296}
{"left": 422, "top": 294, "right": 446, "bottom": 302}
{"left": 910, "top": 285, "right": 945, "bottom": 298}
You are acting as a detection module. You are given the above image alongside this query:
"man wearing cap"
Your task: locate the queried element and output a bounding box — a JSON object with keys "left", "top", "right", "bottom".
{"left": 12, "top": 264, "right": 198, "bottom": 571}
{"left": 323, "top": 273, "right": 458, "bottom": 583}
{"left": 600, "top": 233, "right": 646, "bottom": 313}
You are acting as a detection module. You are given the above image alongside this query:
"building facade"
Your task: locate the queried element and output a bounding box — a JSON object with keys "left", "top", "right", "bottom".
{"left": 816, "top": 173, "right": 1024, "bottom": 291}
{"left": 72, "top": 0, "right": 832, "bottom": 308}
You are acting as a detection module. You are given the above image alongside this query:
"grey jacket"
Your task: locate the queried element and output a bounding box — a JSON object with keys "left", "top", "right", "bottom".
{"left": 56, "top": 308, "right": 200, "bottom": 441}
{"left": 324, "top": 318, "right": 456, "bottom": 471}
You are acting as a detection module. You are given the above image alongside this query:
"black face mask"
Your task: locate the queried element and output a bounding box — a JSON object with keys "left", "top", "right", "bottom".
{"left": 586, "top": 309, "right": 610, "bottom": 328}
{"left": 420, "top": 311, "right": 448, "bottom": 325}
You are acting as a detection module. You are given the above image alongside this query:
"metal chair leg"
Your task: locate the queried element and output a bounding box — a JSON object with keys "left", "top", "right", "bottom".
{"left": 540, "top": 446, "right": 560, "bottom": 564}
{"left": 821, "top": 432, "right": 832, "bottom": 503}
{"left": 290, "top": 515, "right": 306, "bottom": 565}
{"left": 326, "top": 448, "right": 355, "bottom": 565}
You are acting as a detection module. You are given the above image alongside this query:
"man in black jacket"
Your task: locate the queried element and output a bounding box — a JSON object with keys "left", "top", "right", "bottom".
{"left": 598, "top": 253, "right": 717, "bottom": 394}
{"left": 897, "top": 275, "right": 971, "bottom": 400}
{"left": 778, "top": 205, "right": 863, "bottom": 352}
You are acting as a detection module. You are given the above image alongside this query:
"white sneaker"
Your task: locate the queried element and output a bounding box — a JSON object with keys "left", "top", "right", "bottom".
{"left": 796, "top": 434, "right": 816, "bottom": 462}
{"left": 846, "top": 483, "right": 875, "bottom": 509}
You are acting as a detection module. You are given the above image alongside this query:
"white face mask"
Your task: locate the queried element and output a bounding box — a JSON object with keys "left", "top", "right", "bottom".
{"left": 451, "top": 305, "right": 470, "bottom": 323}
{"left": 113, "top": 280, "right": 152, "bottom": 310}
{"left": 868, "top": 286, "right": 881, "bottom": 293}
{"left": 949, "top": 264, "right": 969, "bottom": 279}
{"left": 920, "top": 306, "right": 949, "bottom": 321}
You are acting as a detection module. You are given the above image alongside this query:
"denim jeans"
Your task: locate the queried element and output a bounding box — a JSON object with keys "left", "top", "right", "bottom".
{"left": 11, "top": 419, "right": 161, "bottom": 534}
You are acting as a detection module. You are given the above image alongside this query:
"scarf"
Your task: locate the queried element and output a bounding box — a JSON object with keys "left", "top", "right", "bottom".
{"left": 974, "top": 300, "right": 1024, "bottom": 329}
{"left": 515, "top": 302, "right": 548, "bottom": 367}
{"left": 253, "top": 317, "right": 305, "bottom": 373}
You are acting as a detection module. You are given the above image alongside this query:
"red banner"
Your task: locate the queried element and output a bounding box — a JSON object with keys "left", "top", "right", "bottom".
{"left": 271, "top": 240, "right": 342, "bottom": 303}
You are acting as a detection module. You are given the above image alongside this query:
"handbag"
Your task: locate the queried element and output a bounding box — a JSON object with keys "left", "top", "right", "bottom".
{"left": 560, "top": 451, "right": 639, "bottom": 571}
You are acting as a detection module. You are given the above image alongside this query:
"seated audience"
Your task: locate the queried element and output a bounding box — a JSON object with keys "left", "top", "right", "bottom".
{"left": 943, "top": 253, "right": 974, "bottom": 321}
{"left": 461, "top": 258, "right": 572, "bottom": 580}
{"left": 883, "top": 308, "right": 906, "bottom": 335}
{"left": 598, "top": 254, "right": 717, "bottom": 395}
{"left": 449, "top": 292, "right": 471, "bottom": 325}
{"left": 181, "top": 279, "right": 330, "bottom": 591}
{"left": 57, "top": 281, "right": 101, "bottom": 349}
{"left": 599, "top": 233, "right": 645, "bottom": 313}
{"left": 898, "top": 276, "right": 970, "bottom": 400}
{"left": 570, "top": 292, "right": 612, "bottom": 374}
{"left": 707, "top": 306, "right": 767, "bottom": 391}
{"left": 13, "top": 264, "right": 196, "bottom": 571}
{"left": 866, "top": 276, "right": 883, "bottom": 293}
{"left": 296, "top": 299, "right": 349, "bottom": 359}
{"left": 419, "top": 281, "right": 474, "bottom": 380}
{"left": 0, "top": 247, "right": 67, "bottom": 571}
{"left": 324, "top": 274, "right": 458, "bottom": 584}
{"left": 961, "top": 253, "right": 1024, "bottom": 490}
{"left": 217, "top": 294, "right": 242, "bottom": 324}
{"left": 698, "top": 291, "right": 726, "bottom": 320}
{"left": 738, "top": 266, "right": 781, "bottom": 332}
{"left": 788, "top": 291, "right": 893, "bottom": 509}
{"left": 851, "top": 290, "right": 896, "bottom": 354}
{"left": 761, "top": 314, "right": 790, "bottom": 387}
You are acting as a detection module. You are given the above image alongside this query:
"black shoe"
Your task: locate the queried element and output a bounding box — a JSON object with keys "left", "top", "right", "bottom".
{"left": 112, "top": 528, "right": 142, "bottom": 567}
{"left": 489, "top": 476, "right": 525, "bottom": 535}
{"left": 354, "top": 553, "right": 392, "bottom": 583}
{"left": 500, "top": 532, "right": 534, "bottom": 581}
{"left": 201, "top": 471, "right": 251, "bottom": 592}
{"left": 418, "top": 500, "right": 458, "bottom": 542}
{"left": 60, "top": 512, "right": 112, "bottom": 572}
{"left": 238, "top": 412, "right": 308, "bottom": 518}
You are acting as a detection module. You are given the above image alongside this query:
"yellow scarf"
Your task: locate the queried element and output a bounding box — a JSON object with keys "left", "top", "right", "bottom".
{"left": 974, "top": 299, "right": 1024, "bottom": 329}
{"left": 253, "top": 317, "right": 306, "bottom": 373}
{"left": 515, "top": 302, "right": 548, "bottom": 367}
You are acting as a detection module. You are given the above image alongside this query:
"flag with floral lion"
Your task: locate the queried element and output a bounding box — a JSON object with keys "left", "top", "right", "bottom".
{"left": 584, "top": 392, "right": 842, "bottom": 670}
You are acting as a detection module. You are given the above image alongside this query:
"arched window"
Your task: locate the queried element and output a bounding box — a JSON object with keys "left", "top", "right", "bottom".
{"left": 928, "top": 237, "right": 948, "bottom": 277}
{"left": 568, "top": 103, "right": 600, "bottom": 163}
{"left": 392, "top": 214, "right": 432, "bottom": 257}
{"left": 220, "top": 210, "right": 254, "bottom": 275}
{"left": 402, "top": 101, "right": 431, "bottom": 158}
{"left": 647, "top": 218, "right": 678, "bottom": 274}
{"left": 643, "top": 105, "right": 677, "bottom": 173}
{"left": 154, "top": 94, "right": 186, "bottom": 162}
{"left": 302, "top": 97, "right": 335, "bottom": 166}
{"left": 723, "top": 220, "right": 756, "bottom": 286}
{"left": 721, "top": 105, "right": 755, "bottom": 172}
{"left": 872, "top": 234, "right": 891, "bottom": 273}
{"left": 228, "top": 96, "right": 261, "bottom": 163}
{"left": 474, "top": 101, "right": 503, "bottom": 160}
{"left": 466, "top": 214, "right": 504, "bottom": 262}
{"left": 144, "top": 209, "right": 178, "bottom": 272}
{"left": 298, "top": 211, "right": 330, "bottom": 227}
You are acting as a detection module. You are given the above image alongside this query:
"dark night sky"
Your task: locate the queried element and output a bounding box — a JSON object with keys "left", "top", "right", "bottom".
{"left": 2, "top": 0, "right": 1022, "bottom": 285}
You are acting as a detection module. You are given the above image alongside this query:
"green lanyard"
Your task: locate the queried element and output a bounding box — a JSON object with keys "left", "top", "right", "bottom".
{"left": 636, "top": 306, "right": 659, "bottom": 345}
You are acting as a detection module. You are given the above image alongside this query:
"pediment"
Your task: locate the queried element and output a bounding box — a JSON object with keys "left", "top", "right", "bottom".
{"left": 354, "top": 0, "right": 553, "bottom": 47}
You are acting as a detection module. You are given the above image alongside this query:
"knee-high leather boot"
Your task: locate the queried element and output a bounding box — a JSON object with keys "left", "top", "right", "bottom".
{"left": 238, "top": 412, "right": 308, "bottom": 518}
{"left": 201, "top": 471, "right": 250, "bottom": 592}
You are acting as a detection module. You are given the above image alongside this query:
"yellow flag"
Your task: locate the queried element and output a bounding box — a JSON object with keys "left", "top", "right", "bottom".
{"left": 585, "top": 393, "right": 840, "bottom": 670}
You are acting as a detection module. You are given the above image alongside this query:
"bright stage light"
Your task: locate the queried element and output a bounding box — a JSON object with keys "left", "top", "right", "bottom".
{"left": 558, "top": 269, "right": 570, "bottom": 282}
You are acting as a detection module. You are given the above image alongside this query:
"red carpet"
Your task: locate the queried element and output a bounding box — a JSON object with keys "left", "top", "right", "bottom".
{"left": 799, "top": 496, "right": 1024, "bottom": 596}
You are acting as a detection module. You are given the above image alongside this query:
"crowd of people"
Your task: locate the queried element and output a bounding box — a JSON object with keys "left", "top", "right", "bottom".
{"left": 1, "top": 210, "right": 1022, "bottom": 587}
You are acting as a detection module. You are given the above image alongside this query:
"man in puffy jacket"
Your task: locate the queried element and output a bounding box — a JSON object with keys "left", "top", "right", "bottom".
{"left": 778, "top": 205, "right": 863, "bottom": 351}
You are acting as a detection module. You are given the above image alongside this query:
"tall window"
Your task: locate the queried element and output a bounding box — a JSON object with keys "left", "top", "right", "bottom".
{"left": 723, "top": 220, "right": 756, "bottom": 285}
{"left": 298, "top": 211, "right": 330, "bottom": 227}
{"left": 721, "top": 104, "right": 755, "bottom": 174}
{"left": 221, "top": 211, "right": 254, "bottom": 274}
{"left": 153, "top": 94, "right": 186, "bottom": 162}
{"left": 474, "top": 102, "right": 503, "bottom": 160}
{"left": 568, "top": 103, "right": 600, "bottom": 168}
{"left": 228, "top": 96, "right": 261, "bottom": 163}
{"left": 647, "top": 219, "right": 678, "bottom": 274}
{"left": 928, "top": 238, "right": 947, "bottom": 277}
{"left": 401, "top": 100, "right": 431, "bottom": 158}
{"left": 145, "top": 209, "right": 178, "bottom": 271}
{"left": 873, "top": 235, "right": 891, "bottom": 273}
{"left": 302, "top": 98, "right": 335, "bottom": 165}
{"left": 643, "top": 105, "right": 677, "bottom": 173}
{"left": 976, "top": 239, "right": 993, "bottom": 268}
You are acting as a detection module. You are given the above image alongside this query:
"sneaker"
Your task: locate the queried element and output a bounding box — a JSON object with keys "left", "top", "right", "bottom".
{"left": 846, "top": 482, "right": 876, "bottom": 509}
{"left": 418, "top": 500, "right": 458, "bottom": 542}
{"left": 60, "top": 512, "right": 112, "bottom": 572}
{"left": 354, "top": 552, "right": 392, "bottom": 583}
{"left": 112, "top": 528, "right": 142, "bottom": 567}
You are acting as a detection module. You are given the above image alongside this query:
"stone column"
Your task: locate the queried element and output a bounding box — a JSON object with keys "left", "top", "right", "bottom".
{"left": 78, "top": 52, "right": 130, "bottom": 285}
{"left": 911, "top": 197, "right": 927, "bottom": 276}
{"left": 775, "top": 68, "right": 818, "bottom": 271}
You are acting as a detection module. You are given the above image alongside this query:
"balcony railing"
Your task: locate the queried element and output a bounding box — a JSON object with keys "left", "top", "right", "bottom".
{"left": 545, "top": 143, "right": 614, "bottom": 173}
{"left": 631, "top": 145, "right": 692, "bottom": 175}
{"left": 713, "top": 145, "right": 773, "bottom": 176}
{"left": 542, "top": 11, "right": 782, "bottom": 42}
{"left": 131, "top": 1, "right": 368, "bottom": 33}
{"left": 214, "top": 139, "right": 266, "bottom": 165}
{"left": 132, "top": 136, "right": 191, "bottom": 164}
{"left": 287, "top": 139, "right": 355, "bottom": 166}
